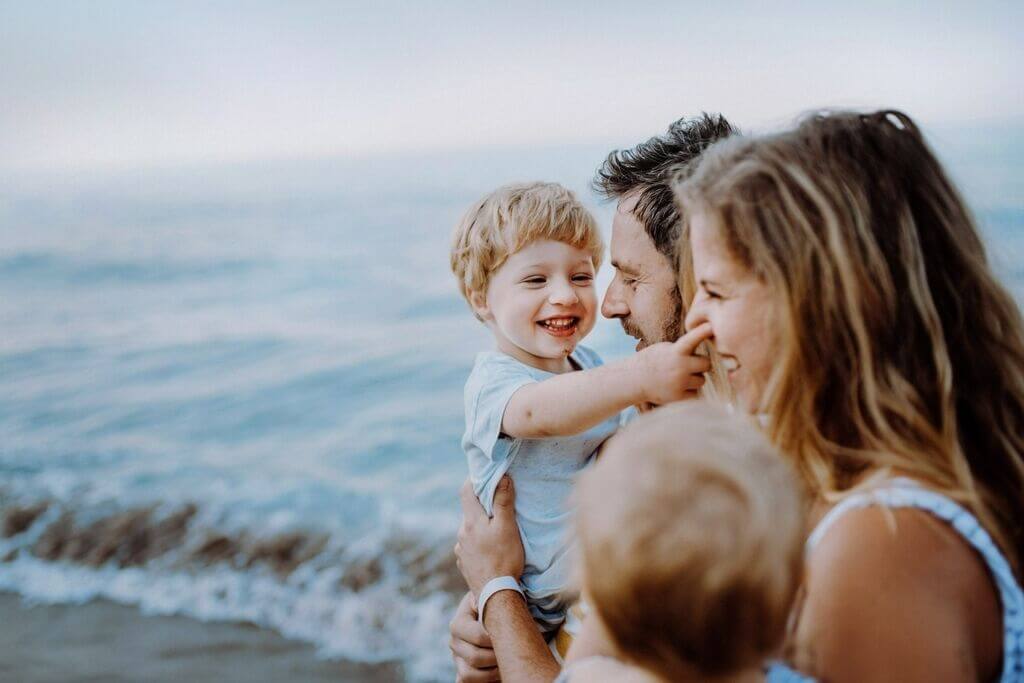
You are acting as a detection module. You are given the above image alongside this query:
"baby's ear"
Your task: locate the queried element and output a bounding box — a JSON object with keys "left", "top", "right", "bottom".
{"left": 469, "top": 291, "right": 491, "bottom": 321}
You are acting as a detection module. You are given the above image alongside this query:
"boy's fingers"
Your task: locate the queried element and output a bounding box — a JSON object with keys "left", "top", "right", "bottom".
{"left": 691, "top": 356, "right": 712, "bottom": 374}
{"left": 674, "top": 323, "right": 713, "bottom": 356}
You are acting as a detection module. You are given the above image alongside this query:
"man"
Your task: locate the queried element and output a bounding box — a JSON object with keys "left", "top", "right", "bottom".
{"left": 449, "top": 114, "right": 738, "bottom": 683}
{"left": 598, "top": 113, "right": 735, "bottom": 351}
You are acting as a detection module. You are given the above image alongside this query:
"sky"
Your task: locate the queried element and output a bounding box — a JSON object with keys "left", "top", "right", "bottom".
{"left": 2, "top": 0, "right": 1022, "bottom": 172}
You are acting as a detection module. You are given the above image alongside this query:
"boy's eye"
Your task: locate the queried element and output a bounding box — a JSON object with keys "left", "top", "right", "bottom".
{"left": 572, "top": 274, "right": 593, "bottom": 284}
{"left": 523, "top": 276, "right": 546, "bottom": 285}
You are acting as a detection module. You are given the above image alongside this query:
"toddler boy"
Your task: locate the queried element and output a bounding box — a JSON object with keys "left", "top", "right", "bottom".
{"left": 450, "top": 182, "right": 711, "bottom": 632}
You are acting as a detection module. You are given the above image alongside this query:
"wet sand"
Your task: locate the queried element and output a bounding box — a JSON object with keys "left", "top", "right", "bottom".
{"left": 0, "top": 593, "right": 403, "bottom": 682}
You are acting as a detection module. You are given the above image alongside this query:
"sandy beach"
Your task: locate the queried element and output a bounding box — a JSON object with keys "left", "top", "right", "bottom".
{"left": 0, "top": 592, "right": 403, "bottom": 682}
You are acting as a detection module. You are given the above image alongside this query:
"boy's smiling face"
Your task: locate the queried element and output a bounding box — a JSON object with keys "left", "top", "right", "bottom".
{"left": 473, "top": 239, "right": 598, "bottom": 373}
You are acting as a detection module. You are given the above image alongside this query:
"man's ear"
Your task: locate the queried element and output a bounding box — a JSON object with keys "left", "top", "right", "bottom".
{"left": 469, "top": 291, "right": 491, "bottom": 322}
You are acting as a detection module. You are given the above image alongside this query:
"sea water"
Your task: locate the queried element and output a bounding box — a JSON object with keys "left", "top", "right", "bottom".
{"left": 0, "top": 133, "right": 1021, "bottom": 681}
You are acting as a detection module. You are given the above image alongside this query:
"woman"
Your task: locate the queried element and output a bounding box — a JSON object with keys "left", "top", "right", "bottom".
{"left": 675, "top": 109, "right": 1024, "bottom": 681}
{"left": 452, "top": 111, "right": 1024, "bottom": 681}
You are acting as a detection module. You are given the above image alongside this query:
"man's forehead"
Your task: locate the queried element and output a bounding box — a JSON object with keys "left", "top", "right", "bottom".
{"left": 615, "top": 191, "right": 642, "bottom": 216}
{"left": 610, "top": 202, "right": 652, "bottom": 272}
{"left": 610, "top": 257, "right": 637, "bottom": 273}
{"left": 611, "top": 201, "right": 649, "bottom": 248}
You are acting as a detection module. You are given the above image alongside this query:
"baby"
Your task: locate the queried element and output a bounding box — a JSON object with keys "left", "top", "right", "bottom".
{"left": 450, "top": 182, "right": 710, "bottom": 632}
{"left": 562, "top": 401, "right": 806, "bottom": 682}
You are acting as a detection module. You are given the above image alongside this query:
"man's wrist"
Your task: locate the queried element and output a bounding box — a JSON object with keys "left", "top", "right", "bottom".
{"left": 481, "top": 586, "right": 529, "bottom": 628}
{"left": 477, "top": 576, "right": 525, "bottom": 624}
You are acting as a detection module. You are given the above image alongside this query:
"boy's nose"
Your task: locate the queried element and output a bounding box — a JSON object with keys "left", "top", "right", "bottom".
{"left": 549, "top": 282, "right": 579, "bottom": 305}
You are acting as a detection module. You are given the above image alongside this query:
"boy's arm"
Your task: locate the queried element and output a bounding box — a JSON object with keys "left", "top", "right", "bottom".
{"left": 502, "top": 324, "right": 713, "bottom": 439}
{"left": 502, "top": 359, "right": 645, "bottom": 439}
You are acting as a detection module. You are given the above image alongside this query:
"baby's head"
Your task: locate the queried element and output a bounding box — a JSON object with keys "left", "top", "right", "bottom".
{"left": 450, "top": 182, "right": 603, "bottom": 367}
{"left": 575, "top": 401, "right": 805, "bottom": 681}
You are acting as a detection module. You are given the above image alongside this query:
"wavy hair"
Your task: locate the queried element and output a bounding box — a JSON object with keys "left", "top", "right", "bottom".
{"left": 593, "top": 113, "right": 737, "bottom": 269}
{"left": 673, "top": 110, "right": 1024, "bottom": 576}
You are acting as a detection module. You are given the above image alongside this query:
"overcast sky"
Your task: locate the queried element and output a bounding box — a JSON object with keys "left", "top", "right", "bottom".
{"left": 2, "top": 1, "right": 1022, "bottom": 172}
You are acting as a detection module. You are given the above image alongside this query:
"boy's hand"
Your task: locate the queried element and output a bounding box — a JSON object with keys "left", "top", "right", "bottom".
{"left": 630, "top": 323, "right": 713, "bottom": 406}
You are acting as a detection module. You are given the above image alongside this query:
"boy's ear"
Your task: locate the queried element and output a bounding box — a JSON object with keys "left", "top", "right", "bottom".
{"left": 469, "top": 291, "right": 492, "bottom": 321}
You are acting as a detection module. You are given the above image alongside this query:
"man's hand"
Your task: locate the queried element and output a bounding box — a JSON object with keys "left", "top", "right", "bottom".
{"left": 449, "top": 591, "right": 501, "bottom": 682}
{"left": 629, "top": 323, "right": 713, "bottom": 406}
{"left": 452, "top": 477, "right": 564, "bottom": 682}
{"left": 455, "top": 476, "right": 524, "bottom": 598}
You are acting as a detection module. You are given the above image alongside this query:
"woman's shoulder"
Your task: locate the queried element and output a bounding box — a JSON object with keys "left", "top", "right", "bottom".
{"left": 808, "top": 499, "right": 996, "bottom": 599}
{"left": 796, "top": 493, "right": 1004, "bottom": 680}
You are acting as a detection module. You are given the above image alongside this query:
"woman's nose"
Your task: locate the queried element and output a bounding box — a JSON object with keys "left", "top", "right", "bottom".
{"left": 684, "top": 295, "right": 708, "bottom": 332}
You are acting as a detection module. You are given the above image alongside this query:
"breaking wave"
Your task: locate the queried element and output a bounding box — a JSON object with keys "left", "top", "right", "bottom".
{"left": 0, "top": 491, "right": 464, "bottom": 681}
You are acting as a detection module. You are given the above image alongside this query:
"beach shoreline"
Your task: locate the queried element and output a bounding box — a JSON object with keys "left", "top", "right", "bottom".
{"left": 0, "top": 592, "right": 403, "bottom": 682}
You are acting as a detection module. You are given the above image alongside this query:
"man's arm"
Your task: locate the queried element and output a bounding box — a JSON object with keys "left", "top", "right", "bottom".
{"left": 501, "top": 323, "right": 712, "bottom": 438}
{"left": 454, "top": 478, "right": 562, "bottom": 682}
{"left": 482, "top": 592, "right": 560, "bottom": 683}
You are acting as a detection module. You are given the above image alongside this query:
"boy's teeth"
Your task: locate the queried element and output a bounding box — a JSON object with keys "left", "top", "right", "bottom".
{"left": 721, "top": 357, "right": 739, "bottom": 371}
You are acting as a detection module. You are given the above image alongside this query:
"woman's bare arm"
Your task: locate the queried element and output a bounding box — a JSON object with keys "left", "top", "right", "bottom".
{"left": 793, "top": 505, "right": 1002, "bottom": 682}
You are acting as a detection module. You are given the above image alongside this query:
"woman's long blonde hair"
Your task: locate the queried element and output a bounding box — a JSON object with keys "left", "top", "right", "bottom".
{"left": 674, "top": 110, "right": 1024, "bottom": 577}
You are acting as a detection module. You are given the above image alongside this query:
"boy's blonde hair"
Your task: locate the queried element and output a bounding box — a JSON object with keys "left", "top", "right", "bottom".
{"left": 450, "top": 182, "right": 604, "bottom": 316}
{"left": 576, "top": 401, "right": 805, "bottom": 679}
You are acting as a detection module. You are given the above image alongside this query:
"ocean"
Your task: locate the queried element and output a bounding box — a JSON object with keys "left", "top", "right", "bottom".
{"left": 1, "top": 130, "right": 1022, "bottom": 681}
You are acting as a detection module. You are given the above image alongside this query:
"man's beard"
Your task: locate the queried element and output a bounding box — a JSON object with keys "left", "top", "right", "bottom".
{"left": 620, "top": 287, "right": 683, "bottom": 349}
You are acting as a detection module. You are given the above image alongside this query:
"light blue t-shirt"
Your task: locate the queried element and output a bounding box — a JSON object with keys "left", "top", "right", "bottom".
{"left": 462, "top": 346, "right": 620, "bottom": 631}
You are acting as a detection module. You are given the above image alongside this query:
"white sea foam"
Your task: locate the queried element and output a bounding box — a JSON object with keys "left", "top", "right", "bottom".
{"left": 0, "top": 498, "right": 461, "bottom": 682}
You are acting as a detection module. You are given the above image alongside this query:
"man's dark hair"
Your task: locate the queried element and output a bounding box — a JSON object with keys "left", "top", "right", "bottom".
{"left": 593, "top": 113, "right": 737, "bottom": 265}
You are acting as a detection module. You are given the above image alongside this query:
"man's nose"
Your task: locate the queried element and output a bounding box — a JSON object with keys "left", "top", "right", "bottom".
{"left": 684, "top": 295, "right": 708, "bottom": 332}
{"left": 601, "top": 281, "right": 628, "bottom": 319}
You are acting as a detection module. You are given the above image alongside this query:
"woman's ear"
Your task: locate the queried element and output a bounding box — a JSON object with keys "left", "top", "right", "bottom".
{"left": 469, "top": 291, "right": 491, "bottom": 322}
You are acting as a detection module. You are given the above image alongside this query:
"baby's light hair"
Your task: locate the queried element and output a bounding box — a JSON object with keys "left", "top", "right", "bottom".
{"left": 450, "top": 182, "right": 603, "bottom": 318}
{"left": 575, "top": 401, "right": 806, "bottom": 680}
